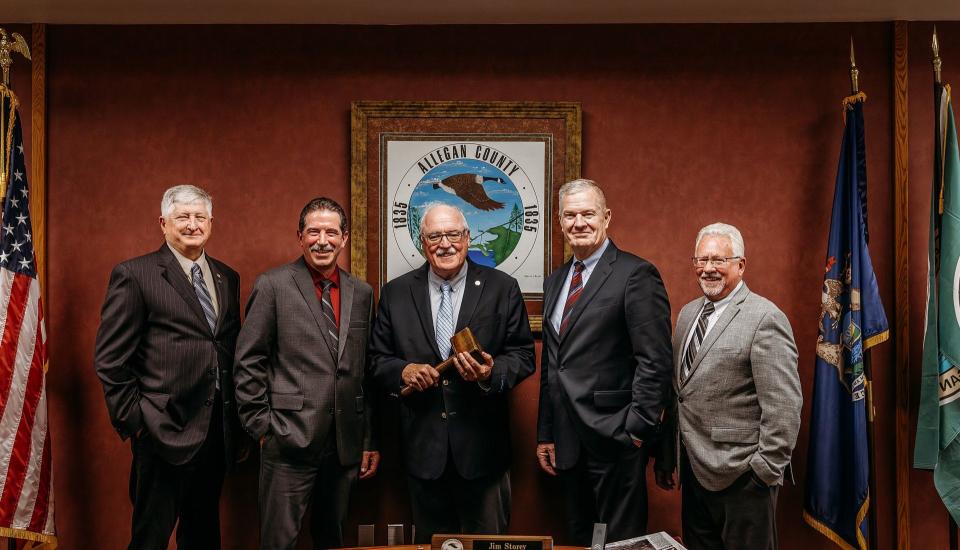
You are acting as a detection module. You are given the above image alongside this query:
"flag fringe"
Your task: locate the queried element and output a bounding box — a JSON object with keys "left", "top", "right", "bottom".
{"left": 864, "top": 329, "right": 890, "bottom": 350}
{"left": 0, "top": 526, "right": 57, "bottom": 549}
{"left": 802, "top": 500, "right": 868, "bottom": 550}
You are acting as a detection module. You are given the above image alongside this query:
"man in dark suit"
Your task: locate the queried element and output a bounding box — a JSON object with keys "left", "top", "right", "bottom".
{"left": 536, "top": 179, "right": 672, "bottom": 545}
{"left": 369, "top": 203, "right": 535, "bottom": 543}
{"left": 234, "top": 197, "right": 379, "bottom": 550}
{"left": 94, "top": 184, "right": 242, "bottom": 550}
{"left": 655, "top": 223, "right": 801, "bottom": 550}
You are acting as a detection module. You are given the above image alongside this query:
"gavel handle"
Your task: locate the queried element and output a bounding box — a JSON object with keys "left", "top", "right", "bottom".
{"left": 399, "top": 356, "right": 457, "bottom": 397}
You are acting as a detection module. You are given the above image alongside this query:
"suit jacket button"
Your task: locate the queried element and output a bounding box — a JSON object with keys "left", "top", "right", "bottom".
{"left": 442, "top": 379, "right": 450, "bottom": 386}
{"left": 205, "top": 398, "right": 213, "bottom": 406}
{"left": 678, "top": 396, "right": 684, "bottom": 403}
{"left": 329, "top": 407, "right": 335, "bottom": 414}
{"left": 208, "top": 368, "right": 217, "bottom": 377}
{"left": 441, "top": 412, "right": 448, "bottom": 420}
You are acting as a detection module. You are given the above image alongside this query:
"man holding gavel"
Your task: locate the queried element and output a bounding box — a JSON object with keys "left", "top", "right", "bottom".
{"left": 369, "top": 202, "right": 536, "bottom": 543}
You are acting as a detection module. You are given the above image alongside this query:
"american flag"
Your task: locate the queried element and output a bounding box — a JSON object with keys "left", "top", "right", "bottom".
{"left": 0, "top": 92, "right": 56, "bottom": 548}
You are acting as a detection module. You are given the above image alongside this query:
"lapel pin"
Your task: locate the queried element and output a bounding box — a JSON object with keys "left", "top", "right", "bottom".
{"left": 474, "top": 280, "right": 480, "bottom": 286}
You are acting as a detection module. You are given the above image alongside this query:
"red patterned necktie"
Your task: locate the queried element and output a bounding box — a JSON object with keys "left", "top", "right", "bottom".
{"left": 559, "top": 261, "right": 586, "bottom": 335}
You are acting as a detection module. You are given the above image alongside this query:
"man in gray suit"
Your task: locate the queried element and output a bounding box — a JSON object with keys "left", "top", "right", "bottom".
{"left": 234, "top": 197, "right": 379, "bottom": 550}
{"left": 656, "top": 222, "right": 801, "bottom": 550}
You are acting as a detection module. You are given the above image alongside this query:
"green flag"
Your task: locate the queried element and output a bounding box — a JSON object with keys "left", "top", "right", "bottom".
{"left": 914, "top": 83, "right": 960, "bottom": 522}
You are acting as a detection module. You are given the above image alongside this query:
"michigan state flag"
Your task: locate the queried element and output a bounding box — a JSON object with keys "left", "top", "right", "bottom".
{"left": 914, "top": 82, "right": 960, "bottom": 523}
{"left": 803, "top": 94, "right": 890, "bottom": 550}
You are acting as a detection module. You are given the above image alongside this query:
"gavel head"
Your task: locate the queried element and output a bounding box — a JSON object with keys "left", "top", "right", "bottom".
{"left": 451, "top": 327, "right": 484, "bottom": 363}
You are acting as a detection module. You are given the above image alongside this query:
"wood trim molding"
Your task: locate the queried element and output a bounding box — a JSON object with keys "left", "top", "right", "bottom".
{"left": 30, "top": 23, "right": 46, "bottom": 299}
{"left": 893, "top": 19, "right": 911, "bottom": 550}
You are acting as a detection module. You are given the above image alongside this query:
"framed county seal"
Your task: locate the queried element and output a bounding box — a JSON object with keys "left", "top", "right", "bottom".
{"left": 351, "top": 101, "right": 581, "bottom": 333}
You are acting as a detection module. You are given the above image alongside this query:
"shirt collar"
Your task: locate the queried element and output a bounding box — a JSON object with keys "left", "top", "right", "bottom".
{"left": 167, "top": 243, "right": 208, "bottom": 275}
{"left": 308, "top": 263, "right": 341, "bottom": 288}
{"left": 428, "top": 260, "right": 469, "bottom": 290}
{"left": 573, "top": 238, "right": 610, "bottom": 268}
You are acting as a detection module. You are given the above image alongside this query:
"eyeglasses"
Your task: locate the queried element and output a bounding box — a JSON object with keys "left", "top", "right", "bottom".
{"left": 423, "top": 230, "right": 467, "bottom": 244}
{"left": 692, "top": 256, "right": 742, "bottom": 268}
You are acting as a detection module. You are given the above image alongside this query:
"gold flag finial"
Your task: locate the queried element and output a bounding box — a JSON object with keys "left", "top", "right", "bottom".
{"left": 933, "top": 26, "right": 943, "bottom": 84}
{"left": 849, "top": 36, "right": 860, "bottom": 94}
{"left": 0, "top": 28, "right": 31, "bottom": 87}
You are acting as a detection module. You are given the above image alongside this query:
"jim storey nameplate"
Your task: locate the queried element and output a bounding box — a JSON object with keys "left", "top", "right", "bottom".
{"left": 433, "top": 534, "right": 553, "bottom": 550}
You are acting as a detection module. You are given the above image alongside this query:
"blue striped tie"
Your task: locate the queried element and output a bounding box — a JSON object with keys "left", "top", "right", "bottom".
{"left": 436, "top": 281, "right": 454, "bottom": 358}
{"left": 192, "top": 263, "right": 219, "bottom": 390}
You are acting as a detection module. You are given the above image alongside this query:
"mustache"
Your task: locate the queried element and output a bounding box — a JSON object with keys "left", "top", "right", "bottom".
{"left": 433, "top": 247, "right": 457, "bottom": 257}
{"left": 310, "top": 243, "right": 336, "bottom": 253}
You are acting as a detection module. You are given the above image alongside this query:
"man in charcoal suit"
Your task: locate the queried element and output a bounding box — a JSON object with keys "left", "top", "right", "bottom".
{"left": 234, "top": 197, "right": 379, "bottom": 550}
{"left": 536, "top": 178, "right": 673, "bottom": 545}
{"left": 655, "top": 222, "right": 802, "bottom": 550}
{"left": 94, "top": 184, "right": 242, "bottom": 549}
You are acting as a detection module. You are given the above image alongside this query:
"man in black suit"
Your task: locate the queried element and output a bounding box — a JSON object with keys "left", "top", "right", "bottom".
{"left": 234, "top": 197, "right": 379, "bottom": 550}
{"left": 369, "top": 203, "right": 535, "bottom": 543}
{"left": 536, "top": 179, "right": 672, "bottom": 545}
{"left": 94, "top": 184, "right": 242, "bottom": 550}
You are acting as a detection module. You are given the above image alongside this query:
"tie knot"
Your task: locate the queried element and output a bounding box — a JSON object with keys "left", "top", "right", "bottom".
{"left": 441, "top": 281, "right": 452, "bottom": 293}
{"left": 191, "top": 263, "right": 202, "bottom": 277}
{"left": 573, "top": 261, "right": 585, "bottom": 273}
{"left": 320, "top": 278, "right": 334, "bottom": 291}
{"left": 701, "top": 301, "right": 716, "bottom": 316}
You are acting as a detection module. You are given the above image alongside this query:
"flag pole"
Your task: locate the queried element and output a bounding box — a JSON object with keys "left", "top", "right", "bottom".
{"left": 850, "top": 37, "right": 879, "bottom": 550}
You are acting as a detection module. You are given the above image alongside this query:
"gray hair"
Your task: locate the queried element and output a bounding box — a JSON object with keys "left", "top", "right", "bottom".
{"left": 161, "top": 185, "right": 212, "bottom": 218}
{"left": 557, "top": 178, "right": 607, "bottom": 214}
{"left": 696, "top": 222, "right": 745, "bottom": 257}
{"left": 419, "top": 202, "right": 469, "bottom": 236}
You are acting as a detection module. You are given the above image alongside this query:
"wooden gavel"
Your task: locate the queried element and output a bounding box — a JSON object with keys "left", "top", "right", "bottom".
{"left": 399, "top": 327, "right": 484, "bottom": 397}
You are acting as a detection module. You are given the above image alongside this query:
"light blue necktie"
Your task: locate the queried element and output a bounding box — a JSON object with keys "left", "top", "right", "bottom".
{"left": 436, "top": 281, "right": 454, "bottom": 358}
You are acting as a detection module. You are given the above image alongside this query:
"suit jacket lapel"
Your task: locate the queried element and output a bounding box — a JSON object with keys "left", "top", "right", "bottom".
{"left": 157, "top": 245, "right": 209, "bottom": 332}
{"left": 683, "top": 284, "right": 750, "bottom": 384}
{"left": 675, "top": 305, "right": 698, "bottom": 387}
{"left": 337, "top": 269, "right": 355, "bottom": 362}
{"left": 560, "top": 242, "right": 617, "bottom": 341}
{"left": 208, "top": 258, "right": 228, "bottom": 335}
{"left": 543, "top": 260, "right": 569, "bottom": 336}
{"left": 456, "top": 261, "right": 484, "bottom": 332}
{"left": 410, "top": 264, "right": 441, "bottom": 361}
{"left": 291, "top": 259, "right": 337, "bottom": 361}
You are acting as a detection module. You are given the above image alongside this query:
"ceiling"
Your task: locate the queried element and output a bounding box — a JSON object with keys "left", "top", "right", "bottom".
{"left": 3, "top": 0, "right": 960, "bottom": 25}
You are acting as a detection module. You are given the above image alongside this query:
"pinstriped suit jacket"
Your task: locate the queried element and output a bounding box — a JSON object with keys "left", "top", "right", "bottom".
{"left": 94, "top": 244, "right": 242, "bottom": 466}
{"left": 663, "top": 283, "right": 801, "bottom": 491}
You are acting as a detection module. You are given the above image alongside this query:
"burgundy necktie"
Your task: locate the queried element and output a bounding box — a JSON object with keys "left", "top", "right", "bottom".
{"left": 559, "top": 261, "right": 586, "bottom": 335}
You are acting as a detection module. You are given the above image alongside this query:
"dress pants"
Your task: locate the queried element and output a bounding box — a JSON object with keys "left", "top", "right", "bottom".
{"left": 680, "top": 450, "right": 779, "bottom": 550}
{"left": 128, "top": 397, "right": 225, "bottom": 550}
{"left": 559, "top": 443, "right": 648, "bottom": 546}
{"left": 407, "top": 456, "right": 511, "bottom": 544}
{"left": 258, "top": 431, "right": 358, "bottom": 550}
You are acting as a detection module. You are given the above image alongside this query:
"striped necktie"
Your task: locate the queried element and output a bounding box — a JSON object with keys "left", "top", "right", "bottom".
{"left": 191, "top": 263, "right": 219, "bottom": 390}
{"left": 319, "top": 278, "right": 339, "bottom": 353}
{"left": 436, "top": 281, "right": 454, "bottom": 358}
{"left": 681, "top": 301, "right": 716, "bottom": 380}
{"left": 559, "top": 261, "right": 585, "bottom": 335}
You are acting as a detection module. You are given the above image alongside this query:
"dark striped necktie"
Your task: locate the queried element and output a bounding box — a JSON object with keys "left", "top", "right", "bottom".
{"left": 319, "top": 278, "right": 339, "bottom": 352}
{"left": 681, "top": 301, "right": 716, "bottom": 380}
{"left": 559, "top": 261, "right": 586, "bottom": 335}
{"left": 191, "top": 263, "right": 219, "bottom": 390}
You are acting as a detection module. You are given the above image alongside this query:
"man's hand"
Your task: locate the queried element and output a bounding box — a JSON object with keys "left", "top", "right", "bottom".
{"left": 536, "top": 443, "right": 557, "bottom": 476}
{"left": 454, "top": 351, "right": 494, "bottom": 382}
{"left": 359, "top": 451, "right": 381, "bottom": 480}
{"left": 655, "top": 469, "right": 676, "bottom": 490}
{"left": 401, "top": 363, "right": 440, "bottom": 391}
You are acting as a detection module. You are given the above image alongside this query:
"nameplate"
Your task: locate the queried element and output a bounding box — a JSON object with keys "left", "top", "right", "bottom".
{"left": 433, "top": 534, "right": 553, "bottom": 550}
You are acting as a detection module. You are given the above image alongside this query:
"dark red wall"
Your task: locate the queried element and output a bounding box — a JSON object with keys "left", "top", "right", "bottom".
{"left": 5, "top": 21, "right": 943, "bottom": 548}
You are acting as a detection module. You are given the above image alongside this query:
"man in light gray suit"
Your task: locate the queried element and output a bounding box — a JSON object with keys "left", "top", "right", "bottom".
{"left": 655, "top": 222, "right": 801, "bottom": 550}
{"left": 234, "top": 197, "right": 379, "bottom": 550}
